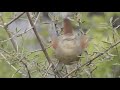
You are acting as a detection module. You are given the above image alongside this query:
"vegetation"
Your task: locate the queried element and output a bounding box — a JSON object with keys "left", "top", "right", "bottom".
{"left": 0, "top": 12, "right": 120, "bottom": 78}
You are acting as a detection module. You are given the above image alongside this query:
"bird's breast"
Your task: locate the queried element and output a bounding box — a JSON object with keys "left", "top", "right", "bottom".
{"left": 59, "top": 40, "right": 78, "bottom": 55}
{"left": 54, "top": 35, "right": 81, "bottom": 64}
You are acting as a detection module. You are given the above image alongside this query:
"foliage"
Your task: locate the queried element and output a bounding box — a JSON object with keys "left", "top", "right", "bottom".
{"left": 0, "top": 12, "right": 120, "bottom": 78}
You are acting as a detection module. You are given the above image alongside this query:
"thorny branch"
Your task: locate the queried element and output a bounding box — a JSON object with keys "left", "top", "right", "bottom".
{"left": 26, "top": 12, "right": 61, "bottom": 77}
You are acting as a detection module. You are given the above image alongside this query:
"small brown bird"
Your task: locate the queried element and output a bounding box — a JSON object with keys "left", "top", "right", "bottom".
{"left": 51, "top": 18, "right": 89, "bottom": 65}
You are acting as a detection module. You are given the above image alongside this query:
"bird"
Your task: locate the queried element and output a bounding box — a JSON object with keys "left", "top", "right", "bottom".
{"left": 51, "top": 18, "right": 89, "bottom": 65}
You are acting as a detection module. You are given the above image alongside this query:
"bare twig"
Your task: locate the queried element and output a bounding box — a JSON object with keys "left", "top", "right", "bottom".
{"left": 11, "top": 68, "right": 22, "bottom": 78}
{"left": 4, "top": 12, "right": 25, "bottom": 28}
{"left": 34, "top": 12, "right": 41, "bottom": 25}
{"left": 29, "top": 45, "right": 52, "bottom": 54}
{"left": 20, "top": 61, "right": 31, "bottom": 78}
{"left": 90, "top": 66, "right": 97, "bottom": 74}
{"left": 63, "top": 39, "right": 120, "bottom": 78}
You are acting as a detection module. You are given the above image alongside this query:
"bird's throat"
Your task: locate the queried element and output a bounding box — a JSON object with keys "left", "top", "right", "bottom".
{"left": 63, "top": 18, "right": 73, "bottom": 34}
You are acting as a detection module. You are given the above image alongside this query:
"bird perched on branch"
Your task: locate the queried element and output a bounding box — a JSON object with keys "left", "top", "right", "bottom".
{"left": 51, "top": 18, "right": 89, "bottom": 65}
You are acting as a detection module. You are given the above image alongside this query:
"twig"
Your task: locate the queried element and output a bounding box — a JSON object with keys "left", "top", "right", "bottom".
{"left": 29, "top": 45, "right": 52, "bottom": 54}
{"left": 90, "top": 66, "right": 97, "bottom": 74}
{"left": 11, "top": 68, "right": 21, "bottom": 78}
{"left": 63, "top": 39, "right": 120, "bottom": 78}
{"left": 0, "top": 15, "right": 17, "bottom": 51}
{"left": 43, "top": 63, "right": 52, "bottom": 77}
{"left": 26, "top": 12, "right": 61, "bottom": 78}
{"left": 0, "top": 27, "right": 33, "bottom": 43}
{"left": 112, "top": 29, "right": 120, "bottom": 59}
{"left": 0, "top": 47, "right": 31, "bottom": 78}
{"left": 4, "top": 12, "right": 25, "bottom": 28}
{"left": 0, "top": 53, "right": 27, "bottom": 77}
{"left": 34, "top": 12, "right": 41, "bottom": 25}
{"left": 26, "top": 12, "right": 52, "bottom": 64}
{"left": 20, "top": 61, "right": 31, "bottom": 78}
{"left": 54, "top": 23, "right": 59, "bottom": 36}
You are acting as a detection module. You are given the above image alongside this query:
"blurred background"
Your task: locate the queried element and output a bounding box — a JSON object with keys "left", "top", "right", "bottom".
{"left": 0, "top": 12, "right": 120, "bottom": 78}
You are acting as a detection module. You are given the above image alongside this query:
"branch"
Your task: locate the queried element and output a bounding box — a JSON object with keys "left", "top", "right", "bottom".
{"left": 26, "top": 12, "right": 52, "bottom": 64}
{"left": 0, "top": 47, "right": 32, "bottom": 77}
{"left": 0, "top": 27, "right": 33, "bottom": 43}
{"left": 20, "top": 61, "right": 31, "bottom": 78}
{"left": 63, "top": 39, "right": 120, "bottom": 78}
{"left": 4, "top": 12, "right": 25, "bottom": 28}
{"left": 0, "top": 53, "right": 27, "bottom": 77}
{"left": 26, "top": 12, "right": 61, "bottom": 78}
{"left": 0, "top": 15, "right": 17, "bottom": 51}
